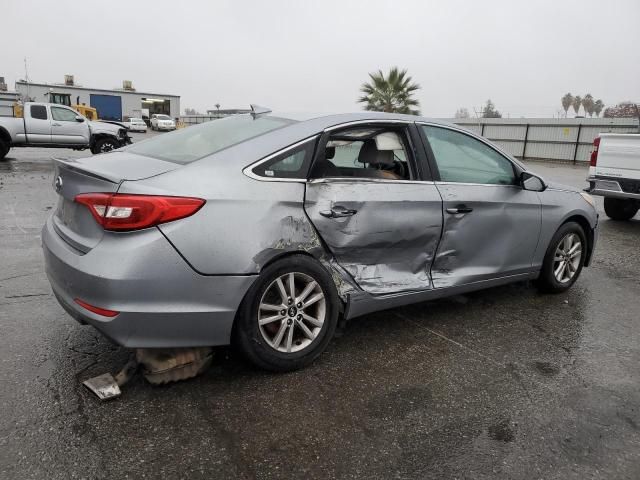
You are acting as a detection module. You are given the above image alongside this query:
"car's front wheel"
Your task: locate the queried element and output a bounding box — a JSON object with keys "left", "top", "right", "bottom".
{"left": 91, "top": 137, "right": 119, "bottom": 154}
{"left": 234, "top": 255, "right": 340, "bottom": 372}
{"left": 537, "top": 222, "right": 587, "bottom": 293}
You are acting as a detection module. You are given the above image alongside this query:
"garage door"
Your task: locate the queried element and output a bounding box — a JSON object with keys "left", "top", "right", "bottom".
{"left": 90, "top": 94, "right": 123, "bottom": 121}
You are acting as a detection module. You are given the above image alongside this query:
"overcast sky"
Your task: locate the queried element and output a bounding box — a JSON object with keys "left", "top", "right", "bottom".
{"left": 3, "top": 0, "right": 639, "bottom": 117}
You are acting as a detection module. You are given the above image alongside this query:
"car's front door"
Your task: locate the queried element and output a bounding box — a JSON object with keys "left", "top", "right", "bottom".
{"left": 50, "top": 106, "right": 90, "bottom": 145}
{"left": 304, "top": 124, "right": 443, "bottom": 295}
{"left": 419, "top": 124, "right": 541, "bottom": 288}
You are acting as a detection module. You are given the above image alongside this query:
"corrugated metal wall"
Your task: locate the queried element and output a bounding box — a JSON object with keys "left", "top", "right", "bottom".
{"left": 451, "top": 118, "right": 639, "bottom": 163}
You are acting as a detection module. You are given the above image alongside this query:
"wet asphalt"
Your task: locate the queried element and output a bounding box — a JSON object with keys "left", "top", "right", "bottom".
{"left": 0, "top": 138, "right": 639, "bottom": 479}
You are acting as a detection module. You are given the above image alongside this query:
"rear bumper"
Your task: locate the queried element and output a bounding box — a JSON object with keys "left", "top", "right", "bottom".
{"left": 42, "top": 216, "right": 256, "bottom": 348}
{"left": 586, "top": 176, "right": 640, "bottom": 200}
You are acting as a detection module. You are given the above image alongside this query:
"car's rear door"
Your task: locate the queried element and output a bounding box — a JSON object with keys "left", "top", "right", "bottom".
{"left": 418, "top": 123, "right": 541, "bottom": 288}
{"left": 304, "top": 123, "right": 443, "bottom": 295}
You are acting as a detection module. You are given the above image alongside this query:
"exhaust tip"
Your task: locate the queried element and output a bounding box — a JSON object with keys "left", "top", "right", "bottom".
{"left": 82, "top": 373, "right": 122, "bottom": 400}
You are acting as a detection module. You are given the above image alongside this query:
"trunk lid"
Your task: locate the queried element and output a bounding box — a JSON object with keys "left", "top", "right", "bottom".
{"left": 51, "top": 152, "right": 179, "bottom": 252}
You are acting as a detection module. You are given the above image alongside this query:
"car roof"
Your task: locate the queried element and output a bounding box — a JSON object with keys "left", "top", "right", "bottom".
{"left": 268, "top": 111, "right": 459, "bottom": 130}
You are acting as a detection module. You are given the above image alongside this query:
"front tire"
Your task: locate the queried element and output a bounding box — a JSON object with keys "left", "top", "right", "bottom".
{"left": 604, "top": 197, "right": 638, "bottom": 221}
{"left": 234, "top": 255, "right": 340, "bottom": 372}
{"left": 91, "top": 137, "right": 120, "bottom": 154}
{"left": 537, "top": 222, "right": 587, "bottom": 293}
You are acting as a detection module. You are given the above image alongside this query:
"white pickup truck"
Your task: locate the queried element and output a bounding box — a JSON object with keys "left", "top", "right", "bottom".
{"left": 586, "top": 133, "right": 640, "bottom": 221}
{"left": 0, "top": 102, "right": 131, "bottom": 160}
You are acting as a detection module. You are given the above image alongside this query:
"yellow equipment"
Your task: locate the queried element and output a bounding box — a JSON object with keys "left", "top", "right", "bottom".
{"left": 73, "top": 104, "right": 98, "bottom": 120}
{"left": 46, "top": 91, "right": 99, "bottom": 120}
{"left": 13, "top": 102, "right": 24, "bottom": 118}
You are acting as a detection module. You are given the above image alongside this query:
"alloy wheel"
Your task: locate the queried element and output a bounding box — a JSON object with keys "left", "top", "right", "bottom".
{"left": 101, "top": 141, "right": 117, "bottom": 153}
{"left": 553, "top": 233, "right": 582, "bottom": 283}
{"left": 258, "top": 272, "right": 326, "bottom": 353}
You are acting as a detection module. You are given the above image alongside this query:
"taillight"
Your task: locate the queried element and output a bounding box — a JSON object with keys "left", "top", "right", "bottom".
{"left": 590, "top": 137, "right": 600, "bottom": 167}
{"left": 75, "top": 193, "right": 205, "bottom": 231}
{"left": 74, "top": 298, "right": 119, "bottom": 317}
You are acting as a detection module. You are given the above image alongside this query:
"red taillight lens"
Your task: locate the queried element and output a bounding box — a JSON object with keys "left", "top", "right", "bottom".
{"left": 75, "top": 193, "right": 205, "bottom": 231}
{"left": 590, "top": 137, "right": 600, "bottom": 167}
{"left": 74, "top": 298, "right": 119, "bottom": 317}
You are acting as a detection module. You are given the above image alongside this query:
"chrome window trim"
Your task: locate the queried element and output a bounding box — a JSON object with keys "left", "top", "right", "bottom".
{"left": 434, "top": 181, "right": 521, "bottom": 188}
{"left": 242, "top": 135, "right": 319, "bottom": 183}
{"left": 308, "top": 177, "right": 436, "bottom": 185}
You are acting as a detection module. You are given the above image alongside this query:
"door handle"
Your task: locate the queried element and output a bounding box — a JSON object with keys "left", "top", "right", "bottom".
{"left": 320, "top": 206, "right": 358, "bottom": 218}
{"left": 52, "top": 123, "right": 62, "bottom": 126}
{"left": 446, "top": 205, "right": 473, "bottom": 214}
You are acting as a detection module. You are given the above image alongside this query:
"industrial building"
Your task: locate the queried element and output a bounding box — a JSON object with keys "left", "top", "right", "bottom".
{"left": 14, "top": 76, "right": 180, "bottom": 121}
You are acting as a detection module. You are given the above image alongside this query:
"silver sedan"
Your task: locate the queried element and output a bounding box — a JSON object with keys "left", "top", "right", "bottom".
{"left": 42, "top": 110, "right": 598, "bottom": 371}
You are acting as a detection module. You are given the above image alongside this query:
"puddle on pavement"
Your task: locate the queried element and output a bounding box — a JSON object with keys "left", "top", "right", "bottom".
{"left": 0, "top": 159, "right": 54, "bottom": 173}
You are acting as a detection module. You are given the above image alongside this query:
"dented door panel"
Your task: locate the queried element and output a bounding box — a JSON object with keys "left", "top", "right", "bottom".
{"left": 431, "top": 183, "right": 541, "bottom": 288}
{"left": 304, "top": 180, "right": 443, "bottom": 294}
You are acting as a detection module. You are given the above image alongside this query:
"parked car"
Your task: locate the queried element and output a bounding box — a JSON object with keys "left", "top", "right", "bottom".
{"left": 42, "top": 111, "right": 598, "bottom": 372}
{"left": 124, "top": 117, "right": 147, "bottom": 133}
{"left": 586, "top": 133, "right": 640, "bottom": 220}
{"left": 150, "top": 114, "right": 176, "bottom": 131}
{"left": 0, "top": 102, "right": 131, "bottom": 159}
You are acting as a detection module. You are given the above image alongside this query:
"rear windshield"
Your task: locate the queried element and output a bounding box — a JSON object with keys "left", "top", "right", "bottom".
{"left": 127, "top": 115, "right": 294, "bottom": 164}
{"left": 156, "top": 115, "right": 171, "bottom": 120}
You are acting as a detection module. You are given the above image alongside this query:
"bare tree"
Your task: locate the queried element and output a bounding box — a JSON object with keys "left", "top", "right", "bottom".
{"left": 561, "top": 93, "right": 573, "bottom": 117}
{"left": 582, "top": 94, "right": 595, "bottom": 117}
{"left": 454, "top": 108, "right": 470, "bottom": 119}
{"left": 481, "top": 99, "right": 501, "bottom": 118}
{"left": 572, "top": 96, "right": 582, "bottom": 116}
{"left": 603, "top": 101, "right": 639, "bottom": 118}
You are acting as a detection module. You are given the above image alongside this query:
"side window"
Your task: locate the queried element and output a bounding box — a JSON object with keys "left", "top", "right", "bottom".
{"left": 422, "top": 126, "right": 516, "bottom": 185}
{"left": 30, "top": 105, "right": 48, "bottom": 120}
{"left": 311, "top": 129, "right": 413, "bottom": 181}
{"left": 51, "top": 107, "right": 78, "bottom": 122}
{"left": 251, "top": 140, "right": 315, "bottom": 179}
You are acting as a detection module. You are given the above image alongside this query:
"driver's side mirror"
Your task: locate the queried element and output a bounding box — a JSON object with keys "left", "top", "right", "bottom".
{"left": 75, "top": 116, "right": 85, "bottom": 123}
{"left": 521, "top": 171, "right": 546, "bottom": 192}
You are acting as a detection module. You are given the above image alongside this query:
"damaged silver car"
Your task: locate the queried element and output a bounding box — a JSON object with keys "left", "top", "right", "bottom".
{"left": 42, "top": 109, "right": 598, "bottom": 372}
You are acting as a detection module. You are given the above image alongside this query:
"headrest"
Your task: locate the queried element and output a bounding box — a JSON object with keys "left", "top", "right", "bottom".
{"left": 325, "top": 146, "right": 335, "bottom": 159}
{"left": 357, "top": 139, "right": 394, "bottom": 166}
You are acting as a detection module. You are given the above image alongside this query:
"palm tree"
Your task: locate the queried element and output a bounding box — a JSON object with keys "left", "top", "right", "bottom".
{"left": 594, "top": 99, "right": 605, "bottom": 117}
{"left": 561, "top": 93, "right": 573, "bottom": 118}
{"left": 582, "top": 94, "right": 595, "bottom": 117}
{"left": 572, "top": 95, "right": 582, "bottom": 116}
{"left": 358, "top": 67, "right": 421, "bottom": 115}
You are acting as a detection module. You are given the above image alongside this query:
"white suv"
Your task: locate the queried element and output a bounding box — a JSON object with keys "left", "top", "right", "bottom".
{"left": 150, "top": 114, "right": 176, "bottom": 131}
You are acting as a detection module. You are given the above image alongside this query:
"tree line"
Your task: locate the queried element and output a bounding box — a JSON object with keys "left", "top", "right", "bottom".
{"left": 561, "top": 93, "right": 604, "bottom": 117}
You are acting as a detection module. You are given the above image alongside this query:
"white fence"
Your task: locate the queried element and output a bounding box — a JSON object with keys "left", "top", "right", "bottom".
{"left": 451, "top": 117, "right": 639, "bottom": 163}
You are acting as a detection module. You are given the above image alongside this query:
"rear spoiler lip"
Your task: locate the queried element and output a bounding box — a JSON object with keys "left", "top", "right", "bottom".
{"left": 52, "top": 156, "right": 120, "bottom": 184}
